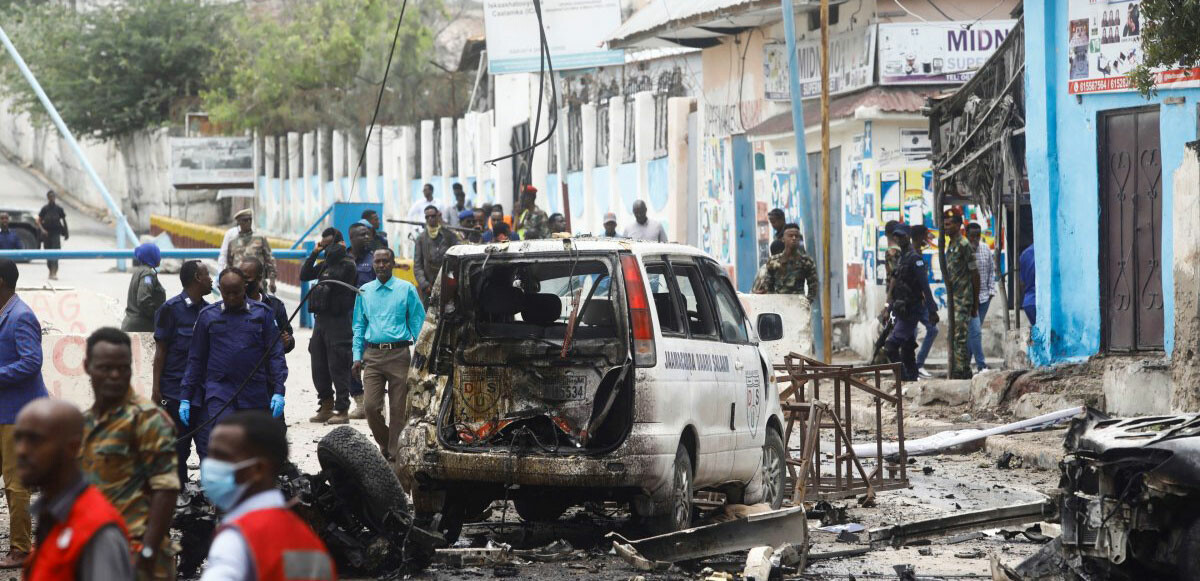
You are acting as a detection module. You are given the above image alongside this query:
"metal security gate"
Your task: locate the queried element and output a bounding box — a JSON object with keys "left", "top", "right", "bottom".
{"left": 1099, "top": 106, "right": 1163, "bottom": 352}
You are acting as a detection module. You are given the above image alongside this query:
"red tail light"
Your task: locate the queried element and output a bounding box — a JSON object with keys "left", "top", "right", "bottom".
{"left": 621, "top": 255, "right": 656, "bottom": 367}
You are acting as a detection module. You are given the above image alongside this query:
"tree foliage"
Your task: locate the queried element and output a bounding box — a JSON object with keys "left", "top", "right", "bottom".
{"left": 0, "top": 0, "right": 228, "bottom": 140}
{"left": 202, "top": 0, "right": 463, "bottom": 135}
{"left": 1131, "top": 0, "right": 1200, "bottom": 96}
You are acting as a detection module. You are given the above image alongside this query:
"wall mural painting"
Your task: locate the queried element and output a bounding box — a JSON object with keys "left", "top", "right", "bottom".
{"left": 701, "top": 137, "right": 734, "bottom": 263}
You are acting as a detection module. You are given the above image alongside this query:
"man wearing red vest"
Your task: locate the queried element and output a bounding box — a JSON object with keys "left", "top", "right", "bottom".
{"left": 16, "top": 398, "right": 133, "bottom": 580}
{"left": 199, "top": 410, "right": 335, "bottom": 581}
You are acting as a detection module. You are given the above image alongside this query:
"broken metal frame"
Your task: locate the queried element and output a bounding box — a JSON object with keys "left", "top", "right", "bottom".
{"left": 868, "top": 501, "right": 1056, "bottom": 547}
{"left": 929, "top": 18, "right": 1028, "bottom": 356}
{"left": 775, "top": 353, "right": 908, "bottom": 503}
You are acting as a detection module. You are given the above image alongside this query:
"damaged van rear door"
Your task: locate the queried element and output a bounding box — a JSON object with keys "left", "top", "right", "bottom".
{"left": 433, "top": 251, "right": 635, "bottom": 453}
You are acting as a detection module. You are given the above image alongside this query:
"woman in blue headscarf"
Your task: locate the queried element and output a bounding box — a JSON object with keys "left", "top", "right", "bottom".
{"left": 121, "top": 242, "right": 166, "bottom": 332}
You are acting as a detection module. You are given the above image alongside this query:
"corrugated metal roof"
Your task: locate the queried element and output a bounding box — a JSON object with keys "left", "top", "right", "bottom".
{"left": 747, "top": 87, "right": 944, "bottom": 138}
{"left": 606, "top": 0, "right": 793, "bottom": 49}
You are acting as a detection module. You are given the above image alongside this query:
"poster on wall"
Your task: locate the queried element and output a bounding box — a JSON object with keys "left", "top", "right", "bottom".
{"left": 1066, "top": 0, "right": 1200, "bottom": 94}
{"left": 763, "top": 26, "right": 876, "bottom": 100}
{"left": 877, "top": 21, "right": 1017, "bottom": 84}
{"left": 170, "top": 137, "right": 254, "bottom": 187}
{"left": 483, "top": 0, "right": 624, "bottom": 74}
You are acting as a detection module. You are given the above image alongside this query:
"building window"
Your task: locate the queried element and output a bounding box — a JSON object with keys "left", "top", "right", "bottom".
{"left": 567, "top": 105, "right": 583, "bottom": 172}
{"left": 653, "top": 94, "right": 669, "bottom": 159}
{"left": 596, "top": 101, "right": 610, "bottom": 167}
{"left": 808, "top": 5, "right": 839, "bottom": 30}
{"left": 622, "top": 99, "right": 636, "bottom": 164}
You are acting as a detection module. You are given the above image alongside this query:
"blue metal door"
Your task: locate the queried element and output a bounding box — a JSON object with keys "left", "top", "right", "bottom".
{"left": 732, "top": 136, "right": 757, "bottom": 292}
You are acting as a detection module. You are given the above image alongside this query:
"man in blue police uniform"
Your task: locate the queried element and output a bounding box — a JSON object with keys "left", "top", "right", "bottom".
{"left": 152, "top": 260, "right": 212, "bottom": 482}
{"left": 178, "top": 268, "right": 288, "bottom": 446}
{"left": 239, "top": 256, "right": 295, "bottom": 353}
{"left": 349, "top": 223, "right": 376, "bottom": 288}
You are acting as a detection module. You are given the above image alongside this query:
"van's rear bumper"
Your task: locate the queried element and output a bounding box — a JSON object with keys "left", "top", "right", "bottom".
{"left": 397, "top": 424, "right": 676, "bottom": 496}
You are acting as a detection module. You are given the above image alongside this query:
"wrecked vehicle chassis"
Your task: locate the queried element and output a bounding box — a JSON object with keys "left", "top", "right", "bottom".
{"left": 1054, "top": 409, "right": 1200, "bottom": 579}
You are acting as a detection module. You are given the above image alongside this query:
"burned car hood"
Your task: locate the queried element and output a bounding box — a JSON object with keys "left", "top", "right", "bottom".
{"left": 1064, "top": 408, "right": 1200, "bottom": 488}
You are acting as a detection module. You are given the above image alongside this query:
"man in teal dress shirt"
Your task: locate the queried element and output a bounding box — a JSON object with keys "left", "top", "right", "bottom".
{"left": 351, "top": 248, "right": 425, "bottom": 460}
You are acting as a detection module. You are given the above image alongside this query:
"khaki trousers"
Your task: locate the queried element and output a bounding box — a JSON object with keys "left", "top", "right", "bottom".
{"left": 362, "top": 347, "right": 411, "bottom": 458}
{"left": 0, "top": 424, "right": 31, "bottom": 553}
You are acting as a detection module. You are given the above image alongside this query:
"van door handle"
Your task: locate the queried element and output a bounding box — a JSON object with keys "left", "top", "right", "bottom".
{"left": 730, "top": 403, "right": 736, "bottom": 431}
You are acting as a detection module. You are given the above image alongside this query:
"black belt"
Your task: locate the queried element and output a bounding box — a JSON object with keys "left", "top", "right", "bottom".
{"left": 367, "top": 341, "right": 412, "bottom": 350}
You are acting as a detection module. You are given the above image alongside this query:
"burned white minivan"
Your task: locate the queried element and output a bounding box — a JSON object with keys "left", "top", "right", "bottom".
{"left": 397, "top": 239, "right": 787, "bottom": 539}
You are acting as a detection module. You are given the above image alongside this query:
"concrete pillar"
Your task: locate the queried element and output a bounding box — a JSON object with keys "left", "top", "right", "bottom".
{"left": 1172, "top": 145, "right": 1200, "bottom": 412}
{"left": 580, "top": 103, "right": 598, "bottom": 230}
{"left": 420, "top": 119, "right": 435, "bottom": 190}
{"left": 316, "top": 130, "right": 329, "bottom": 214}
{"left": 380, "top": 126, "right": 400, "bottom": 221}
{"left": 609, "top": 96, "right": 624, "bottom": 220}
{"left": 475, "top": 111, "right": 494, "bottom": 203}
{"left": 366, "top": 125, "right": 382, "bottom": 203}
{"left": 287, "top": 132, "right": 301, "bottom": 235}
{"left": 332, "top": 130, "right": 346, "bottom": 201}
{"left": 456, "top": 118, "right": 472, "bottom": 180}
{"left": 398, "top": 125, "right": 419, "bottom": 259}
{"left": 440, "top": 117, "right": 455, "bottom": 201}
{"left": 666, "top": 97, "right": 694, "bottom": 244}
{"left": 634, "top": 91, "right": 654, "bottom": 207}
{"left": 492, "top": 117, "right": 513, "bottom": 211}
{"left": 301, "top": 132, "right": 317, "bottom": 226}
{"left": 263, "top": 136, "right": 278, "bottom": 232}
{"left": 532, "top": 104, "right": 550, "bottom": 209}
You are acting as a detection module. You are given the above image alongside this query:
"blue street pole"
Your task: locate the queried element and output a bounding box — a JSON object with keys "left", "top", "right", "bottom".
{"left": 0, "top": 24, "right": 139, "bottom": 271}
{"left": 0, "top": 248, "right": 311, "bottom": 260}
{"left": 781, "top": 0, "right": 825, "bottom": 361}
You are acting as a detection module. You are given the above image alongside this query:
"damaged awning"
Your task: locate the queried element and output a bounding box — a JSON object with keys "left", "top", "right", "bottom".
{"left": 605, "top": 0, "right": 846, "bottom": 50}
{"left": 747, "top": 86, "right": 943, "bottom": 141}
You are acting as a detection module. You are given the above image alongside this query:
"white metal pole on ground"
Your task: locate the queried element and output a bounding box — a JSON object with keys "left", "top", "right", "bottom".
{"left": 781, "top": 0, "right": 825, "bottom": 360}
{"left": 0, "top": 24, "right": 138, "bottom": 271}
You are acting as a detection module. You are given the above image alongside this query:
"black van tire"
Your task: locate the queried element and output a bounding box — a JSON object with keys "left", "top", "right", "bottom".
{"left": 317, "top": 426, "right": 408, "bottom": 532}
{"left": 649, "top": 444, "right": 693, "bottom": 534}
{"left": 762, "top": 429, "right": 787, "bottom": 510}
{"left": 514, "top": 496, "right": 571, "bottom": 523}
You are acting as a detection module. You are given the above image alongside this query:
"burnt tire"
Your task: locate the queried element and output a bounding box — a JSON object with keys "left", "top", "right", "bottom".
{"left": 317, "top": 426, "right": 408, "bottom": 532}
{"left": 649, "top": 444, "right": 694, "bottom": 534}
{"left": 513, "top": 496, "right": 570, "bottom": 523}
{"left": 762, "top": 429, "right": 787, "bottom": 510}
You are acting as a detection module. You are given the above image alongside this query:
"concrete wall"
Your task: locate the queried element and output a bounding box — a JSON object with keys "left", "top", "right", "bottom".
{"left": 0, "top": 98, "right": 213, "bottom": 232}
{"left": 1025, "top": 1, "right": 1200, "bottom": 365}
{"left": 1171, "top": 144, "right": 1200, "bottom": 411}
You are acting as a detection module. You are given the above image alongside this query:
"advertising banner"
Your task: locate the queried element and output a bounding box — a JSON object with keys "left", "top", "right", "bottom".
{"left": 878, "top": 20, "right": 1017, "bottom": 85}
{"left": 483, "top": 0, "right": 625, "bottom": 75}
{"left": 169, "top": 137, "right": 254, "bottom": 187}
{"left": 1067, "top": 0, "right": 1200, "bottom": 94}
{"left": 763, "top": 26, "right": 875, "bottom": 100}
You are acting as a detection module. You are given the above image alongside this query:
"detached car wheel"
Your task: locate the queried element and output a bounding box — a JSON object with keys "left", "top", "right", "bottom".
{"left": 649, "top": 444, "right": 694, "bottom": 534}
{"left": 762, "top": 429, "right": 787, "bottom": 509}
{"left": 317, "top": 426, "right": 408, "bottom": 532}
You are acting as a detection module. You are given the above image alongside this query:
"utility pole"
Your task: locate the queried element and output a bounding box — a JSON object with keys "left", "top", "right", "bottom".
{"left": 780, "top": 0, "right": 823, "bottom": 360}
{"left": 819, "top": 0, "right": 833, "bottom": 361}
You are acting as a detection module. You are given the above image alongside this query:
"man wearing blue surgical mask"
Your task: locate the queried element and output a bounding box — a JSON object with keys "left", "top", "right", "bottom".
{"left": 199, "top": 410, "right": 334, "bottom": 581}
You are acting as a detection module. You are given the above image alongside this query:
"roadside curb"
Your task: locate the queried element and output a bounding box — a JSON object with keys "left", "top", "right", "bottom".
{"left": 982, "top": 431, "right": 1065, "bottom": 471}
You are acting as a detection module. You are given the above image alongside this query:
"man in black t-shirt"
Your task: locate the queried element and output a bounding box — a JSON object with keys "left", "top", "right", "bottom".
{"left": 36, "top": 190, "right": 68, "bottom": 280}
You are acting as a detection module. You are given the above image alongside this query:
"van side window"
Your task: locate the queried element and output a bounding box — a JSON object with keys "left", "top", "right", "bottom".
{"left": 672, "top": 264, "right": 718, "bottom": 339}
{"left": 645, "top": 264, "right": 683, "bottom": 335}
{"left": 705, "top": 268, "right": 750, "bottom": 344}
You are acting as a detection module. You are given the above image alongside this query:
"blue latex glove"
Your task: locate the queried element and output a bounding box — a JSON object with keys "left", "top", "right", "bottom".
{"left": 179, "top": 400, "right": 191, "bottom": 426}
{"left": 270, "top": 394, "right": 285, "bottom": 418}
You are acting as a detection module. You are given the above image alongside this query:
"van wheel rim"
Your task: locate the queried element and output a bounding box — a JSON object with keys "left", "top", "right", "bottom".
{"left": 672, "top": 463, "right": 691, "bottom": 528}
{"left": 764, "top": 444, "right": 782, "bottom": 505}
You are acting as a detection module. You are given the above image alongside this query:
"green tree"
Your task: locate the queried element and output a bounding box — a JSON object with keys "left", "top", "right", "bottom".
{"left": 0, "top": 0, "right": 228, "bottom": 139}
{"left": 203, "top": 0, "right": 459, "bottom": 135}
{"left": 1131, "top": 0, "right": 1200, "bottom": 96}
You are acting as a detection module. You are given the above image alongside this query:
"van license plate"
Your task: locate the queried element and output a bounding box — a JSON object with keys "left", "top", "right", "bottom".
{"left": 543, "top": 373, "right": 587, "bottom": 401}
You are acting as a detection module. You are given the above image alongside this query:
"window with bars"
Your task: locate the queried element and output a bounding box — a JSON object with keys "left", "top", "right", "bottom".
{"left": 595, "top": 102, "right": 610, "bottom": 167}
{"left": 567, "top": 105, "right": 583, "bottom": 172}
{"left": 653, "top": 94, "right": 669, "bottom": 159}
{"left": 622, "top": 99, "right": 636, "bottom": 164}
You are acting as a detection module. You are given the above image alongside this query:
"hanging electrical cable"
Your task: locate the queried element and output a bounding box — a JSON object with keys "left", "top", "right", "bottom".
{"left": 345, "top": 0, "right": 410, "bottom": 203}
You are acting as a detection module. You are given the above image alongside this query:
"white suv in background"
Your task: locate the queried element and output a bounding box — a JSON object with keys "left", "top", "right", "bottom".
{"left": 397, "top": 239, "right": 787, "bottom": 539}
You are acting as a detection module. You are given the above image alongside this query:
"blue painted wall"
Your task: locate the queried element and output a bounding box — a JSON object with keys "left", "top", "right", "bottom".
{"left": 1025, "top": 1, "right": 1198, "bottom": 365}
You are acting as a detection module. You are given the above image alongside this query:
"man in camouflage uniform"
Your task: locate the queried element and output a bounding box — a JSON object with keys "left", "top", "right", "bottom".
{"left": 942, "top": 209, "right": 979, "bottom": 379}
{"left": 81, "top": 328, "right": 180, "bottom": 580}
{"left": 516, "top": 185, "right": 550, "bottom": 240}
{"left": 224, "top": 208, "right": 278, "bottom": 292}
{"left": 752, "top": 223, "right": 818, "bottom": 302}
